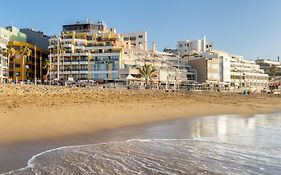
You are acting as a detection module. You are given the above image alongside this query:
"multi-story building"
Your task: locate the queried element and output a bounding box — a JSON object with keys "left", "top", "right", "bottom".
{"left": 187, "top": 50, "right": 268, "bottom": 91}
{"left": 120, "top": 48, "right": 195, "bottom": 88}
{"left": 0, "top": 28, "right": 9, "bottom": 83}
{"left": 8, "top": 41, "right": 48, "bottom": 82}
{"left": 0, "top": 26, "right": 27, "bottom": 83}
{"left": 187, "top": 50, "right": 231, "bottom": 85}
{"left": 49, "top": 20, "right": 195, "bottom": 87}
{"left": 255, "top": 59, "right": 281, "bottom": 78}
{"left": 177, "top": 36, "right": 213, "bottom": 56}
{"left": 176, "top": 37, "right": 269, "bottom": 91}
{"left": 5, "top": 26, "right": 27, "bottom": 42}
{"left": 230, "top": 55, "right": 268, "bottom": 91}
{"left": 123, "top": 31, "right": 147, "bottom": 51}
{"left": 0, "top": 26, "right": 49, "bottom": 83}
{"left": 49, "top": 21, "right": 123, "bottom": 82}
{"left": 20, "top": 28, "right": 49, "bottom": 51}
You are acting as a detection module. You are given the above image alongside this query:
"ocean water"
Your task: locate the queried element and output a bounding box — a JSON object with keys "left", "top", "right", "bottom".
{"left": 3, "top": 113, "right": 281, "bottom": 175}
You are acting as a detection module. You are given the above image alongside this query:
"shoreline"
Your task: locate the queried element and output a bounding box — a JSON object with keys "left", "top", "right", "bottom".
{"left": 1, "top": 112, "right": 281, "bottom": 174}
{"left": 0, "top": 85, "right": 281, "bottom": 173}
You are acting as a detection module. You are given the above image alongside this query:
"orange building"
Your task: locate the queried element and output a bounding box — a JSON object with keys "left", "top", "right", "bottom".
{"left": 8, "top": 41, "right": 48, "bottom": 82}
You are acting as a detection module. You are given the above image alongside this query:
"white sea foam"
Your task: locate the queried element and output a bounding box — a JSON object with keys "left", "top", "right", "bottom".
{"left": 3, "top": 113, "right": 281, "bottom": 175}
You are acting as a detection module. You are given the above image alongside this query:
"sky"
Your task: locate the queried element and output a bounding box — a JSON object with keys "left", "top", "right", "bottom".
{"left": 0, "top": 0, "right": 280, "bottom": 60}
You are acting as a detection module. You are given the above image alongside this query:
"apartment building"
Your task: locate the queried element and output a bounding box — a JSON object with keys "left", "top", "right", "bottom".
{"left": 20, "top": 28, "right": 49, "bottom": 51}
{"left": 0, "top": 26, "right": 49, "bottom": 83}
{"left": 49, "top": 21, "right": 124, "bottom": 82}
{"left": 187, "top": 50, "right": 231, "bottom": 85}
{"left": 177, "top": 36, "right": 213, "bottom": 56}
{"left": 0, "top": 28, "right": 9, "bottom": 83}
{"left": 123, "top": 31, "right": 147, "bottom": 51}
{"left": 120, "top": 48, "right": 195, "bottom": 87}
{"left": 255, "top": 59, "right": 281, "bottom": 78}
{"left": 8, "top": 41, "right": 48, "bottom": 82}
{"left": 231, "top": 55, "right": 268, "bottom": 91}
{"left": 0, "top": 26, "right": 28, "bottom": 83}
{"left": 186, "top": 50, "right": 268, "bottom": 91}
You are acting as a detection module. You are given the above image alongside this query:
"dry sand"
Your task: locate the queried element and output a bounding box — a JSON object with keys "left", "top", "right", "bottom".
{"left": 0, "top": 84, "right": 281, "bottom": 145}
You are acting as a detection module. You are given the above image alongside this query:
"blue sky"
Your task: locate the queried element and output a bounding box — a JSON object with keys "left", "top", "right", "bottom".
{"left": 0, "top": 0, "right": 280, "bottom": 60}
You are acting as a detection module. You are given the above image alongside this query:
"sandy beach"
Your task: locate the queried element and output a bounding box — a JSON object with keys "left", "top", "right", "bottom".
{"left": 0, "top": 84, "right": 281, "bottom": 173}
{"left": 0, "top": 84, "right": 281, "bottom": 145}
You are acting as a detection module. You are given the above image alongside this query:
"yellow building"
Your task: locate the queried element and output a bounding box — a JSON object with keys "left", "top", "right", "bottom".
{"left": 49, "top": 21, "right": 124, "bottom": 82}
{"left": 8, "top": 41, "right": 48, "bottom": 82}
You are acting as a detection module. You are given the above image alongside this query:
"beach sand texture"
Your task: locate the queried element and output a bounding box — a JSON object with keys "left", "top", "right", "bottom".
{"left": 0, "top": 84, "right": 280, "bottom": 145}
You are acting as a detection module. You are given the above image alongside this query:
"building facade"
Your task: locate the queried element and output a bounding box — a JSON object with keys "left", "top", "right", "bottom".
{"left": 187, "top": 50, "right": 268, "bottom": 91}
{"left": 123, "top": 31, "right": 147, "bottom": 51}
{"left": 20, "top": 28, "right": 49, "bottom": 51}
{"left": 255, "top": 59, "right": 281, "bottom": 79}
{"left": 230, "top": 56, "right": 268, "bottom": 91}
{"left": 8, "top": 41, "right": 48, "bottom": 82}
{"left": 49, "top": 21, "right": 123, "bottom": 82}
{"left": 177, "top": 36, "right": 213, "bottom": 56}
{"left": 49, "top": 20, "right": 196, "bottom": 87}
{"left": 187, "top": 50, "right": 231, "bottom": 85}
{"left": 0, "top": 28, "right": 9, "bottom": 83}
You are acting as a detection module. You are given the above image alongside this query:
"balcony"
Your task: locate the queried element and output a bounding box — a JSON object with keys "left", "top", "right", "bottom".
{"left": 71, "top": 61, "right": 79, "bottom": 65}
{"left": 80, "top": 70, "right": 88, "bottom": 74}
{"left": 80, "top": 60, "right": 88, "bottom": 64}
{"left": 62, "top": 44, "right": 74, "bottom": 48}
{"left": 72, "top": 71, "right": 79, "bottom": 74}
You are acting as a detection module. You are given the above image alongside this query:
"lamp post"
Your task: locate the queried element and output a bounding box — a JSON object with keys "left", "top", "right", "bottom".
{"left": 57, "top": 43, "right": 60, "bottom": 86}
{"left": 34, "top": 46, "right": 37, "bottom": 85}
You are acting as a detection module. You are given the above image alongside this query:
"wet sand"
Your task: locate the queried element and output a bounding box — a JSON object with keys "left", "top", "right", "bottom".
{"left": 1, "top": 113, "right": 281, "bottom": 174}
{"left": 0, "top": 84, "right": 281, "bottom": 173}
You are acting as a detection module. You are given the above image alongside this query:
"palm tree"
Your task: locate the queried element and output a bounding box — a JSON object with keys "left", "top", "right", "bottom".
{"left": 42, "top": 58, "right": 50, "bottom": 83}
{"left": 0, "top": 49, "right": 5, "bottom": 83}
{"left": 3, "top": 46, "right": 16, "bottom": 80}
{"left": 270, "top": 65, "right": 278, "bottom": 80}
{"left": 138, "top": 64, "right": 157, "bottom": 89}
{"left": 19, "top": 47, "right": 32, "bottom": 83}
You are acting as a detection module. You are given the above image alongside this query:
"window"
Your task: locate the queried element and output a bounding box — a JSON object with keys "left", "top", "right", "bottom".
{"left": 81, "top": 74, "right": 87, "bottom": 79}
{"left": 112, "top": 73, "right": 119, "bottom": 79}
{"left": 112, "top": 63, "right": 119, "bottom": 70}
{"left": 179, "top": 44, "right": 183, "bottom": 47}
{"left": 111, "top": 56, "right": 119, "bottom": 61}
{"left": 138, "top": 35, "right": 143, "bottom": 38}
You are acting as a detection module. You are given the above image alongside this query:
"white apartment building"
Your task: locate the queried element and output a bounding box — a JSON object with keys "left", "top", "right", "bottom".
{"left": 123, "top": 31, "right": 147, "bottom": 51}
{"left": 188, "top": 50, "right": 231, "bottom": 85}
{"left": 0, "top": 27, "right": 10, "bottom": 83}
{"left": 230, "top": 55, "right": 268, "bottom": 91}
{"left": 176, "top": 37, "right": 269, "bottom": 91}
{"left": 177, "top": 36, "right": 213, "bottom": 56}
{"left": 255, "top": 59, "right": 281, "bottom": 78}
{"left": 120, "top": 49, "right": 194, "bottom": 88}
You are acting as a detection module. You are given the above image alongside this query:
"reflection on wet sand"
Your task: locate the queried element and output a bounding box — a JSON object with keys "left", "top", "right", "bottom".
{"left": 5, "top": 113, "right": 281, "bottom": 175}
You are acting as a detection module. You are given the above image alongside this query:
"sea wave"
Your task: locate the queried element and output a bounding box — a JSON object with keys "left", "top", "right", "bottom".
{"left": 4, "top": 138, "right": 281, "bottom": 175}
{"left": 3, "top": 113, "right": 281, "bottom": 175}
